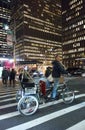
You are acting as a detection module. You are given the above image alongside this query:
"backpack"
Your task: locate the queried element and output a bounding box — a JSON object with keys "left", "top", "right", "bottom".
{"left": 19, "top": 73, "right": 22, "bottom": 81}
{"left": 45, "top": 67, "right": 52, "bottom": 78}
{"left": 22, "top": 71, "right": 29, "bottom": 82}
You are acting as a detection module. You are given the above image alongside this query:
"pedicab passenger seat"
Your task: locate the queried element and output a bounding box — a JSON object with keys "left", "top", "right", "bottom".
{"left": 21, "top": 82, "right": 35, "bottom": 89}
{"left": 39, "top": 80, "right": 47, "bottom": 96}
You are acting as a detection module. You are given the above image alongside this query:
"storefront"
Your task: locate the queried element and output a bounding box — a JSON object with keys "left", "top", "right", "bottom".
{"left": 0, "top": 58, "right": 14, "bottom": 77}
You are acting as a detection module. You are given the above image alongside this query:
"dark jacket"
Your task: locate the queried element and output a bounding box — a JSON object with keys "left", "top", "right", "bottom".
{"left": 52, "top": 60, "right": 68, "bottom": 78}
{"left": 10, "top": 69, "right": 16, "bottom": 80}
{"left": 2, "top": 69, "right": 9, "bottom": 79}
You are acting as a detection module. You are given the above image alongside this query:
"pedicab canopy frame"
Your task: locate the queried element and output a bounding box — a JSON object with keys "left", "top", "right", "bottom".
{"left": 16, "top": 60, "right": 43, "bottom": 65}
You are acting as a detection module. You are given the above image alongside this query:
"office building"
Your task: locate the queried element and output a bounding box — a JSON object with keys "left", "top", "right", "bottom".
{"left": 11, "top": 0, "right": 62, "bottom": 65}
{"left": 1, "top": 0, "right": 85, "bottom": 68}
{"left": 62, "top": 0, "right": 85, "bottom": 68}
{"left": 0, "top": 0, "right": 12, "bottom": 59}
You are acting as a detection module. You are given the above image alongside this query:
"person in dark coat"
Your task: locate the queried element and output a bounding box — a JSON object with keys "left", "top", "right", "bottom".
{"left": 51, "top": 54, "right": 68, "bottom": 99}
{"left": 2, "top": 67, "right": 9, "bottom": 87}
{"left": 9, "top": 68, "right": 16, "bottom": 87}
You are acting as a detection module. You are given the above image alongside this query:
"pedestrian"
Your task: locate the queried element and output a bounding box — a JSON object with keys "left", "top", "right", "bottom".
{"left": 9, "top": 68, "right": 16, "bottom": 87}
{"left": 1, "top": 67, "right": 9, "bottom": 87}
{"left": 51, "top": 54, "right": 68, "bottom": 99}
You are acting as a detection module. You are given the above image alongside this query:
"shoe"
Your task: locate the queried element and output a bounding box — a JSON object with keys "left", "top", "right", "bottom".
{"left": 51, "top": 95, "right": 60, "bottom": 101}
{"left": 55, "top": 93, "right": 60, "bottom": 100}
{"left": 45, "top": 97, "right": 51, "bottom": 103}
{"left": 55, "top": 95, "right": 59, "bottom": 100}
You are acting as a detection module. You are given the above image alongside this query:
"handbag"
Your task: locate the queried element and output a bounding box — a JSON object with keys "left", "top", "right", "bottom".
{"left": 47, "top": 74, "right": 54, "bottom": 82}
{"left": 59, "top": 75, "right": 64, "bottom": 84}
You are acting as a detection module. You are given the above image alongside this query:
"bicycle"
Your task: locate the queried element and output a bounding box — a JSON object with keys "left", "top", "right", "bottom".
{"left": 16, "top": 75, "right": 75, "bottom": 116}
{"left": 39, "top": 75, "right": 75, "bottom": 104}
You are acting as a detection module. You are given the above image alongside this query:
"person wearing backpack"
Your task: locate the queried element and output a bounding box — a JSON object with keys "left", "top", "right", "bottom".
{"left": 51, "top": 54, "right": 68, "bottom": 100}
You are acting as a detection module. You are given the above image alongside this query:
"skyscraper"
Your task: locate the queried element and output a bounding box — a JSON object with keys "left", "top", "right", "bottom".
{"left": 11, "top": 0, "right": 62, "bottom": 64}
{"left": 62, "top": 0, "right": 85, "bottom": 68}
{"left": 1, "top": 0, "right": 85, "bottom": 68}
{"left": 0, "top": 0, "right": 12, "bottom": 59}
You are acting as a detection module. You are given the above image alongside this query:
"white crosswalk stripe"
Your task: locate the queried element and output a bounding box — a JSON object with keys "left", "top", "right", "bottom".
{"left": 0, "top": 102, "right": 17, "bottom": 109}
{"left": 0, "top": 97, "right": 16, "bottom": 103}
{"left": 0, "top": 93, "right": 84, "bottom": 121}
{"left": 6, "top": 102, "right": 85, "bottom": 130}
{"left": 66, "top": 120, "right": 85, "bottom": 130}
{"left": 0, "top": 93, "right": 16, "bottom": 98}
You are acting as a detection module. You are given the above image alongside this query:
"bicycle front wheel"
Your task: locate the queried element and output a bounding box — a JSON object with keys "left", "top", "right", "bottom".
{"left": 18, "top": 95, "right": 39, "bottom": 116}
{"left": 62, "top": 87, "right": 75, "bottom": 104}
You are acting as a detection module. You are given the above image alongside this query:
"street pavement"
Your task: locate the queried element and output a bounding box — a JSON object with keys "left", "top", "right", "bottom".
{"left": 0, "top": 77, "right": 85, "bottom": 130}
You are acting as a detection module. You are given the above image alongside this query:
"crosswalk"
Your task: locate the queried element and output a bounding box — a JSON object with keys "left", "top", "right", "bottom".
{"left": 0, "top": 83, "right": 85, "bottom": 130}
{"left": 66, "top": 120, "right": 85, "bottom": 130}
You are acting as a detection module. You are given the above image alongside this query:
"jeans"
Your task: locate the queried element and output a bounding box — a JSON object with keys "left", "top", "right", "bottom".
{"left": 51, "top": 78, "right": 59, "bottom": 98}
{"left": 46, "top": 80, "right": 50, "bottom": 88}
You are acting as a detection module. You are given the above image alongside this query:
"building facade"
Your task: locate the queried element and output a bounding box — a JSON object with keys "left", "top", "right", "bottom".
{"left": 1, "top": 0, "right": 85, "bottom": 68}
{"left": 0, "top": 0, "right": 12, "bottom": 59}
{"left": 11, "top": 0, "right": 62, "bottom": 65}
{"left": 62, "top": 0, "right": 85, "bottom": 68}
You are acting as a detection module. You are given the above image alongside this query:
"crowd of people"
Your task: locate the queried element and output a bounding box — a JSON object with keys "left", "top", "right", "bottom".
{"left": 1, "top": 67, "right": 16, "bottom": 87}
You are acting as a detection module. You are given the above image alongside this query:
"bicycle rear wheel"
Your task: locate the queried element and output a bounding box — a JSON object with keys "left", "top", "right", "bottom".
{"left": 62, "top": 87, "right": 75, "bottom": 104}
{"left": 18, "top": 95, "right": 39, "bottom": 116}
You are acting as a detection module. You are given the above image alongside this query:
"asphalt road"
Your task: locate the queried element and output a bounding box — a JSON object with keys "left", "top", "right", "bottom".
{"left": 0, "top": 77, "right": 85, "bottom": 130}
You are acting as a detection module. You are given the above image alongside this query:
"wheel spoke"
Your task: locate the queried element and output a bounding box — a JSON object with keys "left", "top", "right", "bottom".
{"left": 62, "top": 88, "right": 75, "bottom": 104}
{"left": 18, "top": 95, "right": 39, "bottom": 116}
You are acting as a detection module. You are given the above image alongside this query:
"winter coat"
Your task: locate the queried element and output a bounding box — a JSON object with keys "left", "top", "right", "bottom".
{"left": 52, "top": 60, "right": 68, "bottom": 78}
{"left": 10, "top": 69, "right": 16, "bottom": 80}
{"left": 2, "top": 69, "right": 9, "bottom": 79}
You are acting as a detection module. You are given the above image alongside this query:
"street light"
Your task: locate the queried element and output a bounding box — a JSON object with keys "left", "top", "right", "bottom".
{"left": 3, "top": 24, "right": 13, "bottom": 57}
{"left": 4, "top": 24, "right": 9, "bottom": 30}
{"left": 10, "top": 18, "right": 16, "bottom": 67}
{"left": 3, "top": 22, "right": 17, "bottom": 68}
